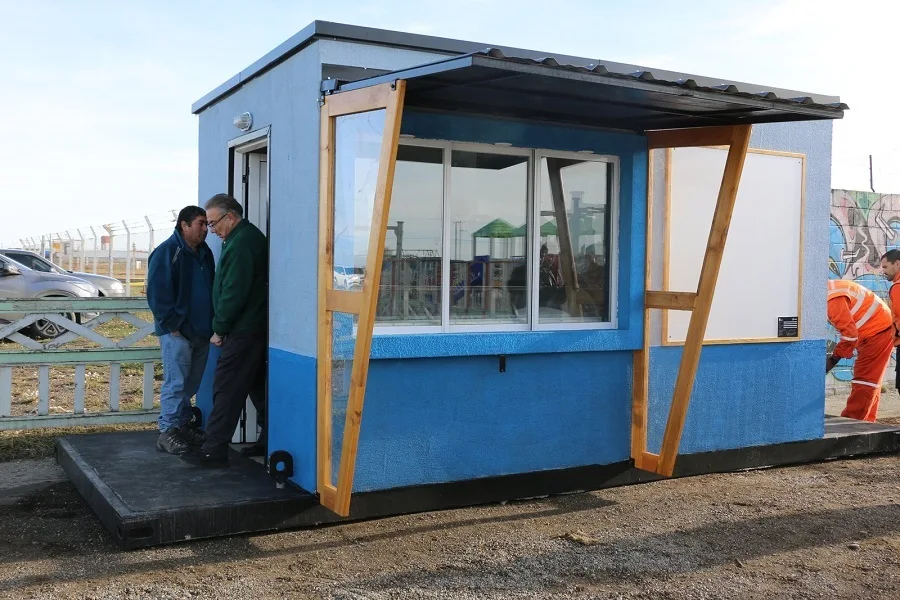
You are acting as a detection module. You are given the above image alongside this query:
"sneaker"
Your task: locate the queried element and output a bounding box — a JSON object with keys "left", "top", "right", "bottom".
{"left": 179, "top": 423, "right": 208, "bottom": 446}
{"left": 240, "top": 442, "right": 266, "bottom": 458}
{"left": 179, "top": 447, "right": 228, "bottom": 468}
{"left": 156, "top": 429, "right": 189, "bottom": 455}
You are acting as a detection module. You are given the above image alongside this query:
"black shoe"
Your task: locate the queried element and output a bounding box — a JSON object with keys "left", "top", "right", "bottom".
{"left": 156, "top": 429, "right": 189, "bottom": 455}
{"left": 179, "top": 423, "right": 208, "bottom": 446}
{"left": 240, "top": 442, "right": 266, "bottom": 458}
{"left": 179, "top": 448, "right": 228, "bottom": 467}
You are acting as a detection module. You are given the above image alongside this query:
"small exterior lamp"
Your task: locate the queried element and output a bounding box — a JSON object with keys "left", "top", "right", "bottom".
{"left": 234, "top": 112, "right": 253, "bottom": 132}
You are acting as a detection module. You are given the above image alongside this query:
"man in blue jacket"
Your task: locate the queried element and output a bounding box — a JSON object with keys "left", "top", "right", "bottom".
{"left": 146, "top": 206, "right": 215, "bottom": 455}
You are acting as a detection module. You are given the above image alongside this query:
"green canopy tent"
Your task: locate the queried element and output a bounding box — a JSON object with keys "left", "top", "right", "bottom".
{"left": 471, "top": 218, "right": 515, "bottom": 259}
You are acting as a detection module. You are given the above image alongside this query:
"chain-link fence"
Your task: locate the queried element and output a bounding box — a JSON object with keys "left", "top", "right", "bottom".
{"left": 7, "top": 210, "right": 179, "bottom": 296}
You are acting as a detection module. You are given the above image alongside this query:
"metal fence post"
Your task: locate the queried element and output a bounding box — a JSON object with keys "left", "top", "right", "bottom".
{"left": 56, "top": 233, "right": 65, "bottom": 267}
{"left": 65, "top": 231, "right": 75, "bottom": 270}
{"left": 123, "top": 220, "right": 132, "bottom": 292}
{"left": 104, "top": 224, "right": 114, "bottom": 278}
{"left": 90, "top": 226, "right": 98, "bottom": 274}
{"left": 77, "top": 229, "right": 86, "bottom": 272}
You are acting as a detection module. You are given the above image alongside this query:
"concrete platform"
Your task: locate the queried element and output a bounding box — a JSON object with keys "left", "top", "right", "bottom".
{"left": 57, "top": 416, "right": 900, "bottom": 549}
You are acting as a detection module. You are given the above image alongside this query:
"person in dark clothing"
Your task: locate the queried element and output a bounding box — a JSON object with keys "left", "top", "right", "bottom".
{"left": 181, "top": 194, "right": 268, "bottom": 467}
{"left": 146, "top": 206, "right": 215, "bottom": 455}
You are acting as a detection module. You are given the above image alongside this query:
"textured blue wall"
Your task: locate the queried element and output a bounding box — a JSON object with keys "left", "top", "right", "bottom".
{"left": 648, "top": 340, "right": 826, "bottom": 454}
{"left": 354, "top": 352, "right": 633, "bottom": 491}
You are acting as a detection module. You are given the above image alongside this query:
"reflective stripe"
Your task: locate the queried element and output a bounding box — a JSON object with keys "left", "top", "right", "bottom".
{"left": 851, "top": 379, "right": 879, "bottom": 389}
{"left": 855, "top": 300, "right": 880, "bottom": 329}
{"left": 840, "top": 336, "right": 858, "bottom": 341}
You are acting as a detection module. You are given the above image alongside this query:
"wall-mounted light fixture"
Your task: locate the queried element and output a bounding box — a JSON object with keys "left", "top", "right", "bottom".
{"left": 233, "top": 112, "right": 253, "bottom": 132}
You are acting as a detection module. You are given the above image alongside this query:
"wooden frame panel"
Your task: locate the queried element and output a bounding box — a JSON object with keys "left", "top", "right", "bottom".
{"left": 632, "top": 125, "right": 752, "bottom": 478}
{"left": 317, "top": 80, "right": 406, "bottom": 517}
{"left": 660, "top": 147, "right": 806, "bottom": 346}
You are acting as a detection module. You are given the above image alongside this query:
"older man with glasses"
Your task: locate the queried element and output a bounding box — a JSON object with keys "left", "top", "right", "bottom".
{"left": 181, "top": 193, "right": 268, "bottom": 466}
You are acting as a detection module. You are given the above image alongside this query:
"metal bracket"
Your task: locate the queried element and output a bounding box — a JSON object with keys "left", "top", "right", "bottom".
{"left": 268, "top": 450, "right": 294, "bottom": 488}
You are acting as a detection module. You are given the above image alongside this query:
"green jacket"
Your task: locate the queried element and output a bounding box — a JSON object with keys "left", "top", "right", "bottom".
{"left": 212, "top": 219, "right": 268, "bottom": 336}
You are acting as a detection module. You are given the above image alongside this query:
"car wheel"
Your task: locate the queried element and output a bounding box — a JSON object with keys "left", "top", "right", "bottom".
{"left": 26, "top": 298, "right": 75, "bottom": 340}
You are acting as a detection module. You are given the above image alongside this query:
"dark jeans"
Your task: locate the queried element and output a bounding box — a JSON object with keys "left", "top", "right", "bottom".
{"left": 202, "top": 331, "right": 267, "bottom": 457}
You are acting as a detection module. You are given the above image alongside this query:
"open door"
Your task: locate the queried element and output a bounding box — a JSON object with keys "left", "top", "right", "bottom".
{"left": 317, "top": 80, "right": 406, "bottom": 516}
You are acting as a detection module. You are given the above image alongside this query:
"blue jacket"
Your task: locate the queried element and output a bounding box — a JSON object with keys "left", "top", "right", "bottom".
{"left": 146, "top": 229, "right": 215, "bottom": 342}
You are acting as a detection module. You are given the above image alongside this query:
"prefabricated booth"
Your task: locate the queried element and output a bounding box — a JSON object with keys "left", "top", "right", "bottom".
{"left": 192, "top": 22, "right": 849, "bottom": 518}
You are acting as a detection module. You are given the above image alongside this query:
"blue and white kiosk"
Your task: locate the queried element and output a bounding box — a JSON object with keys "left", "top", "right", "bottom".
{"left": 58, "top": 21, "right": 900, "bottom": 548}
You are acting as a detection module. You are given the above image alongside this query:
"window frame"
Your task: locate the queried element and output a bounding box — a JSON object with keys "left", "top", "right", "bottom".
{"left": 372, "top": 139, "right": 620, "bottom": 335}
{"left": 531, "top": 149, "right": 620, "bottom": 331}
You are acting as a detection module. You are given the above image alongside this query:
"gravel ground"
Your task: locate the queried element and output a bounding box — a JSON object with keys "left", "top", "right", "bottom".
{"left": 1, "top": 453, "right": 899, "bottom": 599}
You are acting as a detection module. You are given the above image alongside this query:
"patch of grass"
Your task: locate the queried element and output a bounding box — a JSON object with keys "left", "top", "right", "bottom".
{"left": 0, "top": 422, "right": 157, "bottom": 462}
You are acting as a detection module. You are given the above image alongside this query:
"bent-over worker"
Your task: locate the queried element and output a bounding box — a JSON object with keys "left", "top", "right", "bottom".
{"left": 826, "top": 279, "right": 893, "bottom": 422}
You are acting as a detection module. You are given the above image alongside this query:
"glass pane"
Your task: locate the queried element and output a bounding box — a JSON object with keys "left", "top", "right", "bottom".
{"left": 449, "top": 150, "right": 529, "bottom": 325}
{"left": 333, "top": 109, "right": 387, "bottom": 289}
{"left": 538, "top": 157, "right": 612, "bottom": 324}
{"left": 376, "top": 145, "right": 443, "bottom": 327}
{"left": 330, "top": 311, "right": 358, "bottom": 485}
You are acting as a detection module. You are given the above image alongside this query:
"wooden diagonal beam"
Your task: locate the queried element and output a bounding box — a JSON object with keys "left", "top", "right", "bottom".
{"left": 656, "top": 125, "right": 752, "bottom": 477}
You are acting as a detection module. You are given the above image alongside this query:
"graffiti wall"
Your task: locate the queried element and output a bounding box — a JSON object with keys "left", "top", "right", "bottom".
{"left": 829, "top": 189, "right": 900, "bottom": 384}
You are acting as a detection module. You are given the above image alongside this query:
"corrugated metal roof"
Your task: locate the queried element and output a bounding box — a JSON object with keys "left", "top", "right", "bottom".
{"left": 193, "top": 21, "right": 845, "bottom": 117}
{"left": 332, "top": 49, "right": 845, "bottom": 131}
{"left": 470, "top": 48, "right": 848, "bottom": 112}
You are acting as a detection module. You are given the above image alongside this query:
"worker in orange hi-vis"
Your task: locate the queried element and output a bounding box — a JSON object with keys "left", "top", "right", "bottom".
{"left": 879, "top": 249, "right": 900, "bottom": 388}
{"left": 826, "top": 279, "right": 894, "bottom": 422}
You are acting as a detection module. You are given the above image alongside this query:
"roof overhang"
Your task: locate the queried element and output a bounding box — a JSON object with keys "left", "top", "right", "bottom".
{"left": 331, "top": 49, "right": 846, "bottom": 132}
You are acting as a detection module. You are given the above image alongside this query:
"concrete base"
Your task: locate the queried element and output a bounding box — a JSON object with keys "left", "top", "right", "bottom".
{"left": 57, "top": 417, "right": 900, "bottom": 549}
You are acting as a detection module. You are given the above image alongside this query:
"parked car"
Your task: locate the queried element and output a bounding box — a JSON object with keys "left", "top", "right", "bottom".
{"left": 333, "top": 265, "right": 364, "bottom": 290}
{"left": 0, "top": 249, "right": 126, "bottom": 297}
{"left": 0, "top": 255, "right": 100, "bottom": 339}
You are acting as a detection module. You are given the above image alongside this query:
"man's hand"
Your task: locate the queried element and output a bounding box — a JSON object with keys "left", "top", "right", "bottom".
{"left": 825, "top": 354, "right": 839, "bottom": 374}
{"left": 170, "top": 330, "right": 181, "bottom": 337}
{"left": 210, "top": 333, "right": 223, "bottom": 347}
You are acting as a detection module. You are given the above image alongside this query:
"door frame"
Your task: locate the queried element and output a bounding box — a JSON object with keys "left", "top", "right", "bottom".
{"left": 227, "top": 126, "right": 271, "bottom": 443}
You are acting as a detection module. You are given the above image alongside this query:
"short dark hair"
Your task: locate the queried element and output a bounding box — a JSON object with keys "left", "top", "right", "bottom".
{"left": 882, "top": 249, "right": 900, "bottom": 263}
{"left": 204, "top": 193, "right": 243, "bottom": 218}
{"left": 177, "top": 205, "right": 207, "bottom": 232}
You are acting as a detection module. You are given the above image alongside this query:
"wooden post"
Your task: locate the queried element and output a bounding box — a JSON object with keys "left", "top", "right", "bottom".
{"left": 317, "top": 103, "right": 336, "bottom": 495}
{"left": 333, "top": 81, "right": 406, "bottom": 516}
{"left": 656, "top": 125, "right": 752, "bottom": 477}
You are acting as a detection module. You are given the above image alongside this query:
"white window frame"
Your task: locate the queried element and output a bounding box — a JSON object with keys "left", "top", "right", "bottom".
{"left": 531, "top": 150, "right": 620, "bottom": 331}
{"left": 372, "top": 140, "right": 619, "bottom": 335}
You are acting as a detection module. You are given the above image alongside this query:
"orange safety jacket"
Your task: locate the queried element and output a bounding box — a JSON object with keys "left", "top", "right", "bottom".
{"left": 827, "top": 279, "right": 893, "bottom": 359}
{"left": 889, "top": 273, "right": 900, "bottom": 346}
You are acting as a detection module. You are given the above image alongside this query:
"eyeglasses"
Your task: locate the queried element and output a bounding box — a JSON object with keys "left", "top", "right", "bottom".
{"left": 208, "top": 212, "right": 232, "bottom": 230}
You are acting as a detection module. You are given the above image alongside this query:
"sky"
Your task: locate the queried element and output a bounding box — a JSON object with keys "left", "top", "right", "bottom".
{"left": 1, "top": 0, "right": 897, "bottom": 246}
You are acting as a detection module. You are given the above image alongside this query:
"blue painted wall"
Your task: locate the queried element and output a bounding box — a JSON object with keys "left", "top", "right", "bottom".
{"left": 647, "top": 341, "right": 826, "bottom": 455}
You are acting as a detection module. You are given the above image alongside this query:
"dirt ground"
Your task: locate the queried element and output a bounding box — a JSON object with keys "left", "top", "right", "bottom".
{"left": 0, "top": 451, "right": 898, "bottom": 599}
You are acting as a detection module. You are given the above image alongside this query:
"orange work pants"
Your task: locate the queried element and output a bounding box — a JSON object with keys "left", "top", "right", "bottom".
{"left": 843, "top": 326, "right": 894, "bottom": 422}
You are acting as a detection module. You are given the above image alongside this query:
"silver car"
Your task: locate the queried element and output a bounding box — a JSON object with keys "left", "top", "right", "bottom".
{"left": 0, "top": 255, "right": 100, "bottom": 339}
{"left": 0, "top": 249, "right": 126, "bottom": 297}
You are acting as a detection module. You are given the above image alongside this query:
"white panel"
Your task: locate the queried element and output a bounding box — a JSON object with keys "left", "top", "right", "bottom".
{"left": 666, "top": 147, "right": 803, "bottom": 343}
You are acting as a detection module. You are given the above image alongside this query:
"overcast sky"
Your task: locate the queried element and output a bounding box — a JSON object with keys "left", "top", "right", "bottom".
{"left": 1, "top": 0, "right": 896, "bottom": 246}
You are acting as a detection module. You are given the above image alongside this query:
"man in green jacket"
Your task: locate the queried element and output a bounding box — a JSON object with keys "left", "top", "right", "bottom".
{"left": 182, "top": 193, "right": 268, "bottom": 466}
